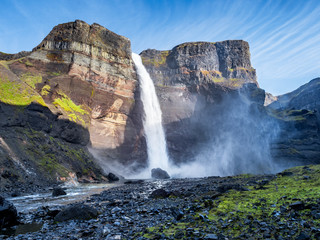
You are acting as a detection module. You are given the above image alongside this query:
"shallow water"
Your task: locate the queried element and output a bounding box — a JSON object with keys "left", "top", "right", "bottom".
{"left": 7, "top": 183, "right": 121, "bottom": 213}
{"left": 0, "top": 223, "right": 43, "bottom": 236}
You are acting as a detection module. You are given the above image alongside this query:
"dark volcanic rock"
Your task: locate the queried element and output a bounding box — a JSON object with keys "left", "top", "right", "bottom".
{"left": 0, "top": 196, "right": 18, "bottom": 228}
{"left": 289, "top": 201, "right": 305, "bottom": 210}
{"left": 149, "top": 189, "right": 170, "bottom": 199}
{"left": 140, "top": 40, "right": 257, "bottom": 88}
{"left": 52, "top": 187, "right": 67, "bottom": 197}
{"left": 0, "top": 51, "right": 30, "bottom": 61}
{"left": 171, "top": 207, "right": 184, "bottom": 220}
{"left": 107, "top": 173, "right": 120, "bottom": 182}
{"left": 54, "top": 204, "right": 98, "bottom": 222}
{"left": 151, "top": 168, "right": 170, "bottom": 179}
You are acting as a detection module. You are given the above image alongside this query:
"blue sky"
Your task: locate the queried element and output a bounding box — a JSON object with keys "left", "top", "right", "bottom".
{"left": 0, "top": 0, "right": 319, "bottom": 95}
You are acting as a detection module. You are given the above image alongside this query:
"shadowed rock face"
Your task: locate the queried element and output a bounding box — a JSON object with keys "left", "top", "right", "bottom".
{"left": 267, "top": 78, "right": 320, "bottom": 166}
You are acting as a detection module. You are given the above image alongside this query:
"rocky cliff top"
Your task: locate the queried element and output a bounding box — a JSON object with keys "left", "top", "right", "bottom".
{"left": 33, "top": 20, "right": 131, "bottom": 59}
{"left": 140, "top": 40, "right": 257, "bottom": 89}
{"left": 269, "top": 78, "right": 320, "bottom": 113}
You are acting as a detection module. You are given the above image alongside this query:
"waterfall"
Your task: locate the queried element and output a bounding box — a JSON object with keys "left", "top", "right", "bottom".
{"left": 131, "top": 53, "right": 170, "bottom": 173}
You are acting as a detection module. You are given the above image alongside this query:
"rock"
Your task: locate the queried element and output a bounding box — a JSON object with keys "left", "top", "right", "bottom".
{"left": 289, "top": 201, "right": 305, "bottom": 210}
{"left": 149, "top": 189, "right": 169, "bottom": 199}
{"left": 54, "top": 204, "right": 98, "bottom": 222}
{"left": 151, "top": 168, "right": 170, "bottom": 179}
{"left": 52, "top": 187, "right": 67, "bottom": 197}
{"left": 278, "top": 171, "right": 294, "bottom": 176}
{"left": 124, "top": 180, "right": 144, "bottom": 184}
{"left": 0, "top": 196, "right": 18, "bottom": 228}
{"left": 171, "top": 207, "right": 184, "bottom": 220}
{"left": 216, "top": 184, "right": 247, "bottom": 193}
{"left": 296, "top": 232, "right": 310, "bottom": 240}
{"left": 47, "top": 209, "right": 60, "bottom": 218}
{"left": 204, "top": 233, "right": 218, "bottom": 240}
{"left": 107, "top": 173, "right": 119, "bottom": 182}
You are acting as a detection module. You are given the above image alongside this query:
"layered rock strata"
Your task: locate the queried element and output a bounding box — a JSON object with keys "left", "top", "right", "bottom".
{"left": 0, "top": 20, "right": 145, "bottom": 191}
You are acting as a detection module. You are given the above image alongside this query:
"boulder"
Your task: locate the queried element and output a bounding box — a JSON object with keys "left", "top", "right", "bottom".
{"left": 0, "top": 196, "right": 18, "bottom": 228}
{"left": 149, "top": 189, "right": 169, "bottom": 199}
{"left": 151, "top": 168, "right": 170, "bottom": 179}
{"left": 52, "top": 187, "right": 67, "bottom": 197}
{"left": 289, "top": 201, "right": 305, "bottom": 210}
{"left": 54, "top": 204, "right": 98, "bottom": 222}
{"left": 107, "top": 173, "right": 119, "bottom": 182}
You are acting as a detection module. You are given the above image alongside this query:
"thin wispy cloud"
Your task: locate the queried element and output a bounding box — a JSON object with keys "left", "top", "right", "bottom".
{"left": 0, "top": 0, "right": 319, "bottom": 95}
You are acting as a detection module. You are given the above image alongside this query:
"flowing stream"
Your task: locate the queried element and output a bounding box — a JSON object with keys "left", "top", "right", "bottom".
{"left": 7, "top": 183, "right": 120, "bottom": 213}
{"left": 132, "top": 53, "right": 170, "bottom": 173}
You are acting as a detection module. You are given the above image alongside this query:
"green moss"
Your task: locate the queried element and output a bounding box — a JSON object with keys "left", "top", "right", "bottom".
{"left": 0, "top": 75, "right": 46, "bottom": 106}
{"left": 46, "top": 52, "right": 64, "bottom": 62}
{"left": 288, "top": 147, "right": 300, "bottom": 155}
{"left": 212, "top": 77, "right": 224, "bottom": 83}
{"left": 230, "top": 78, "right": 241, "bottom": 81}
{"left": 53, "top": 91, "right": 89, "bottom": 126}
{"left": 18, "top": 127, "right": 97, "bottom": 180}
{"left": 139, "top": 165, "right": 320, "bottom": 239}
{"left": 24, "top": 60, "right": 33, "bottom": 67}
{"left": 268, "top": 109, "right": 313, "bottom": 122}
{"left": 20, "top": 73, "right": 42, "bottom": 89}
{"left": 18, "top": 58, "right": 33, "bottom": 67}
{"left": 53, "top": 92, "right": 87, "bottom": 114}
{"left": 48, "top": 72, "right": 61, "bottom": 76}
{"left": 228, "top": 68, "right": 234, "bottom": 72}
{"left": 141, "top": 50, "right": 169, "bottom": 67}
{"left": 176, "top": 42, "right": 215, "bottom": 49}
{"left": 0, "top": 58, "right": 23, "bottom": 70}
{"left": 41, "top": 85, "right": 51, "bottom": 96}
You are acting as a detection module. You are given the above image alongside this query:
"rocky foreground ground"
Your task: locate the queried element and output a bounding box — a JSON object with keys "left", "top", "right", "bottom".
{"left": 1, "top": 165, "right": 320, "bottom": 239}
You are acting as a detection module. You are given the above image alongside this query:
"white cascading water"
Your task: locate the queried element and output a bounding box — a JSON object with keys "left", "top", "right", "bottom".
{"left": 131, "top": 53, "right": 170, "bottom": 173}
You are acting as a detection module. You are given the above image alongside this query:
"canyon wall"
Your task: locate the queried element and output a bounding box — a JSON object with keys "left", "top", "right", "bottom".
{"left": 1, "top": 20, "right": 319, "bottom": 189}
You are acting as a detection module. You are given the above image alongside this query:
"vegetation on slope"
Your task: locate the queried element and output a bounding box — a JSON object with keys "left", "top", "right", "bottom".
{"left": 0, "top": 75, "right": 45, "bottom": 106}
{"left": 53, "top": 91, "right": 90, "bottom": 126}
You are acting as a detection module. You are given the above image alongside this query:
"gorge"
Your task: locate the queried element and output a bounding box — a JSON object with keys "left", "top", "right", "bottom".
{"left": 0, "top": 20, "right": 319, "bottom": 190}
{"left": 1, "top": 19, "right": 320, "bottom": 239}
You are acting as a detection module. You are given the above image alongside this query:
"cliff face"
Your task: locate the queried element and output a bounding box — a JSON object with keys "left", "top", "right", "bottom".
{"left": 0, "top": 20, "right": 145, "bottom": 192}
{"left": 267, "top": 78, "right": 320, "bottom": 165}
{"left": 140, "top": 42, "right": 273, "bottom": 173}
{"left": 28, "top": 20, "right": 141, "bottom": 150}
{"left": 1, "top": 19, "right": 319, "bottom": 184}
{"left": 140, "top": 41, "right": 259, "bottom": 124}
{"left": 140, "top": 41, "right": 320, "bottom": 173}
{"left": 141, "top": 41, "right": 257, "bottom": 88}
